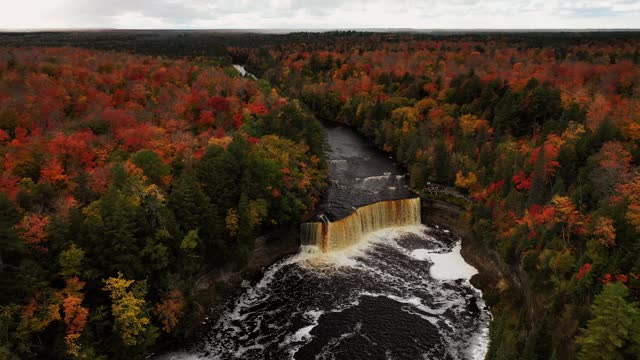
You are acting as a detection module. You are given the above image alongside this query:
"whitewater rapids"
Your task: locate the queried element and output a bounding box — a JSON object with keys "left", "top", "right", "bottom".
{"left": 160, "top": 225, "right": 490, "bottom": 360}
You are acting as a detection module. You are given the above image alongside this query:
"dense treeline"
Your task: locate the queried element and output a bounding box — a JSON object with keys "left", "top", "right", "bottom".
{"left": 236, "top": 33, "right": 640, "bottom": 359}
{"left": 0, "top": 47, "right": 326, "bottom": 358}
{"left": 4, "top": 30, "right": 640, "bottom": 67}
{"left": 0, "top": 31, "right": 235, "bottom": 64}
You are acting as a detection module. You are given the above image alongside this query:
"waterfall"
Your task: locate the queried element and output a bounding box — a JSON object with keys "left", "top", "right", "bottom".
{"left": 300, "top": 198, "right": 421, "bottom": 252}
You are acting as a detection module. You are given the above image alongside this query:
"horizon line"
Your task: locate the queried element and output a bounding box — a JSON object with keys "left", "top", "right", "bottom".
{"left": 2, "top": 28, "right": 640, "bottom": 33}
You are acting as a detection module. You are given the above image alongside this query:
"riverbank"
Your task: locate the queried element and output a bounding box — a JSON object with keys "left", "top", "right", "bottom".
{"left": 151, "top": 232, "right": 301, "bottom": 355}
{"left": 190, "top": 234, "right": 301, "bottom": 321}
{"left": 420, "top": 194, "right": 541, "bottom": 360}
{"left": 420, "top": 198, "right": 513, "bottom": 307}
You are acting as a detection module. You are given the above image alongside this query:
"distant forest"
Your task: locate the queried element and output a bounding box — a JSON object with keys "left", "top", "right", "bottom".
{"left": 3, "top": 29, "right": 640, "bottom": 62}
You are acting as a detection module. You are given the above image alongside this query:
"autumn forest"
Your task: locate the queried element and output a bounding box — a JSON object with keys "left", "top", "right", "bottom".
{"left": 1, "top": 31, "right": 640, "bottom": 359}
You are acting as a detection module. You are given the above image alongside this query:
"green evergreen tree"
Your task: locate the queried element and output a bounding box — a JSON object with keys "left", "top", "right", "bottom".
{"left": 169, "top": 170, "right": 210, "bottom": 232}
{"left": 235, "top": 192, "right": 254, "bottom": 264}
{"left": 527, "top": 149, "right": 547, "bottom": 207}
{"left": 0, "top": 193, "right": 24, "bottom": 304}
{"left": 131, "top": 149, "right": 170, "bottom": 185}
{"left": 523, "top": 317, "right": 553, "bottom": 360}
{"left": 576, "top": 283, "right": 640, "bottom": 360}
{"left": 433, "top": 141, "right": 452, "bottom": 184}
{"left": 197, "top": 141, "right": 244, "bottom": 211}
{"left": 493, "top": 90, "right": 521, "bottom": 137}
{"left": 83, "top": 189, "right": 143, "bottom": 278}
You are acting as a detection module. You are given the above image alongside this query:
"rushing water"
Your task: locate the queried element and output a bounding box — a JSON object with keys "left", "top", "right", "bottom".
{"left": 232, "top": 64, "right": 257, "bottom": 80}
{"left": 159, "top": 75, "right": 490, "bottom": 360}
{"left": 300, "top": 198, "right": 421, "bottom": 252}
{"left": 316, "top": 122, "right": 413, "bottom": 221}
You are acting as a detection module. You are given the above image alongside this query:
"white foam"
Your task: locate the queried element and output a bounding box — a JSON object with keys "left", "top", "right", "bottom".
{"left": 225, "top": 251, "right": 318, "bottom": 323}
{"left": 299, "top": 245, "right": 321, "bottom": 254}
{"left": 410, "top": 243, "right": 478, "bottom": 281}
{"left": 234, "top": 344, "right": 265, "bottom": 358}
{"left": 154, "top": 352, "right": 203, "bottom": 360}
{"left": 355, "top": 292, "right": 445, "bottom": 325}
{"left": 361, "top": 175, "right": 391, "bottom": 184}
{"left": 299, "top": 225, "right": 427, "bottom": 268}
{"left": 468, "top": 318, "right": 491, "bottom": 360}
{"left": 284, "top": 309, "right": 324, "bottom": 347}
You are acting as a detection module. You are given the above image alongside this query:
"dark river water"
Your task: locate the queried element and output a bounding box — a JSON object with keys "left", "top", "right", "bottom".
{"left": 315, "top": 122, "right": 412, "bottom": 221}
{"left": 159, "top": 67, "right": 490, "bottom": 360}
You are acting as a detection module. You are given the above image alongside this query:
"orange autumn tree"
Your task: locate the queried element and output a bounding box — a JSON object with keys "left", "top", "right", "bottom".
{"left": 619, "top": 177, "right": 640, "bottom": 232}
{"left": 551, "top": 195, "right": 583, "bottom": 246}
{"left": 593, "top": 216, "right": 616, "bottom": 248}
{"left": 14, "top": 212, "right": 49, "bottom": 251}
{"left": 62, "top": 277, "right": 89, "bottom": 357}
{"left": 40, "top": 158, "right": 69, "bottom": 185}
{"left": 153, "top": 289, "right": 185, "bottom": 333}
{"left": 586, "top": 94, "right": 612, "bottom": 131}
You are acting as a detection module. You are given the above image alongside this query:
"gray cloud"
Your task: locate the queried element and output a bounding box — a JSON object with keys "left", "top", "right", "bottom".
{"left": 2, "top": 0, "right": 640, "bottom": 29}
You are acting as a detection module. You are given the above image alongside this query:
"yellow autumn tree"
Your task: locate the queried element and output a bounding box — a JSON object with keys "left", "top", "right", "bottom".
{"left": 561, "top": 122, "right": 586, "bottom": 144}
{"left": 103, "top": 273, "right": 151, "bottom": 346}
{"left": 391, "top": 107, "right": 418, "bottom": 134}
{"left": 248, "top": 199, "right": 268, "bottom": 228}
{"left": 628, "top": 202, "right": 640, "bottom": 230}
{"left": 455, "top": 171, "right": 477, "bottom": 189}
{"left": 414, "top": 98, "right": 437, "bottom": 121}
{"left": 458, "top": 114, "right": 482, "bottom": 136}
{"left": 225, "top": 208, "right": 239, "bottom": 237}
{"left": 551, "top": 195, "right": 582, "bottom": 245}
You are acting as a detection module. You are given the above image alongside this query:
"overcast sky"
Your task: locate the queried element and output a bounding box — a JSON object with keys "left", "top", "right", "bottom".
{"left": 2, "top": 0, "right": 640, "bottom": 30}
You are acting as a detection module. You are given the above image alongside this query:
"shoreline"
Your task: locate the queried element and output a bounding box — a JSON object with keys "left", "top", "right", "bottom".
{"left": 151, "top": 233, "right": 302, "bottom": 355}
{"left": 421, "top": 198, "right": 512, "bottom": 304}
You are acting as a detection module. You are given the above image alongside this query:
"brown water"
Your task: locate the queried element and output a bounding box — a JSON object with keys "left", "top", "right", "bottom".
{"left": 301, "top": 198, "right": 421, "bottom": 252}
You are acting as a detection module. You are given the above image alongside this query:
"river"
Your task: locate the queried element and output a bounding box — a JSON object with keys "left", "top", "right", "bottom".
{"left": 158, "top": 67, "right": 490, "bottom": 360}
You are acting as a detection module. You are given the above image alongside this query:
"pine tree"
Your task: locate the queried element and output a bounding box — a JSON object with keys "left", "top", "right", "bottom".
{"left": 0, "top": 193, "right": 24, "bottom": 303}
{"left": 433, "top": 141, "right": 452, "bottom": 184}
{"left": 576, "top": 283, "right": 640, "bottom": 360}
{"left": 83, "top": 189, "right": 143, "bottom": 278}
{"left": 523, "top": 317, "right": 553, "bottom": 360}
{"left": 169, "top": 170, "right": 210, "bottom": 232}
{"left": 197, "top": 144, "right": 241, "bottom": 211}
{"left": 131, "top": 149, "right": 170, "bottom": 185}
{"left": 527, "top": 148, "right": 547, "bottom": 207}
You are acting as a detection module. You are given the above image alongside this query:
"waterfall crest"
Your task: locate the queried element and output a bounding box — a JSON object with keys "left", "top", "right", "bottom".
{"left": 301, "top": 198, "right": 421, "bottom": 252}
